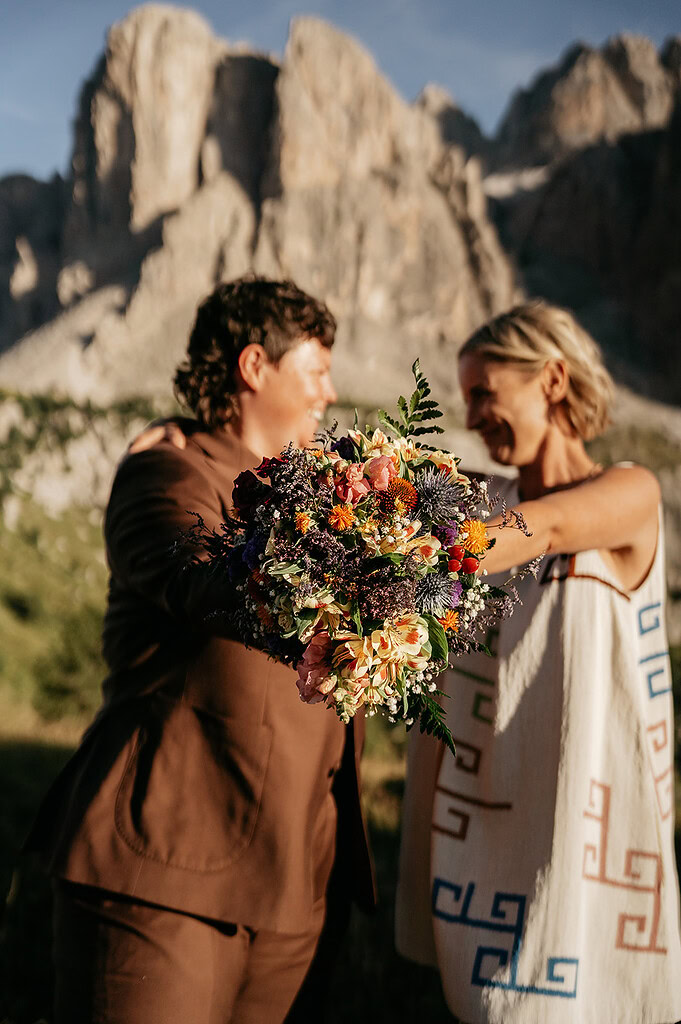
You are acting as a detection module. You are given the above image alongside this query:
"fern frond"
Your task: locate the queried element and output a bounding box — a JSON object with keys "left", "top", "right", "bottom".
{"left": 409, "top": 691, "right": 456, "bottom": 755}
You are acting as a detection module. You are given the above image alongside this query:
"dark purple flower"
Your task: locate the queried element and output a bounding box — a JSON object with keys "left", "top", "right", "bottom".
{"left": 232, "top": 471, "right": 270, "bottom": 515}
{"left": 332, "top": 435, "right": 358, "bottom": 462}
{"left": 243, "top": 533, "right": 267, "bottom": 571}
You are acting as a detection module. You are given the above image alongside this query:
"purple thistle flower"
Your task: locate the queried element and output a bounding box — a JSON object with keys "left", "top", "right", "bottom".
{"left": 415, "top": 572, "right": 458, "bottom": 615}
{"left": 414, "top": 468, "right": 465, "bottom": 525}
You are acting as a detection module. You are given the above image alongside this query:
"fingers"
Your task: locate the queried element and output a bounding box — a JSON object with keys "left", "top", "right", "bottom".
{"left": 128, "top": 424, "right": 166, "bottom": 454}
{"left": 165, "top": 422, "right": 187, "bottom": 450}
{"left": 127, "top": 422, "right": 187, "bottom": 454}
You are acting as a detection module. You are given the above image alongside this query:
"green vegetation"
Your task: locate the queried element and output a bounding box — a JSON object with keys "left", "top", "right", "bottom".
{"left": 0, "top": 501, "right": 106, "bottom": 714}
{"left": 0, "top": 388, "right": 174, "bottom": 498}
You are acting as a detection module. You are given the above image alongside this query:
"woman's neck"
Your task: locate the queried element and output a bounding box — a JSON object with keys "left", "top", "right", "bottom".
{"left": 517, "top": 429, "right": 599, "bottom": 501}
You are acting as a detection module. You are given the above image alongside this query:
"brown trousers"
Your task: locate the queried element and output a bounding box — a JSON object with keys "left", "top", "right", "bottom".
{"left": 52, "top": 880, "right": 325, "bottom": 1024}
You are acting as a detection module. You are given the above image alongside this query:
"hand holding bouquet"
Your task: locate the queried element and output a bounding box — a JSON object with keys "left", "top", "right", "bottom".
{"left": 188, "top": 362, "right": 518, "bottom": 753}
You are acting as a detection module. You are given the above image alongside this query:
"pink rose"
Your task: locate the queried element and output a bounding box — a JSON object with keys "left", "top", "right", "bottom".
{"left": 296, "top": 632, "right": 335, "bottom": 703}
{"left": 336, "top": 463, "right": 371, "bottom": 504}
{"left": 365, "top": 455, "right": 398, "bottom": 492}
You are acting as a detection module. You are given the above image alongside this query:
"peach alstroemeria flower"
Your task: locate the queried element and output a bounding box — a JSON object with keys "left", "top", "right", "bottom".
{"left": 356, "top": 429, "right": 400, "bottom": 466}
{"left": 428, "top": 450, "right": 460, "bottom": 478}
{"left": 333, "top": 632, "right": 375, "bottom": 681}
{"left": 372, "top": 614, "right": 429, "bottom": 666}
{"left": 404, "top": 531, "right": 442, "bottom": 567}
{"left": 393, "top": 437, "right": 423, "bottom": 463}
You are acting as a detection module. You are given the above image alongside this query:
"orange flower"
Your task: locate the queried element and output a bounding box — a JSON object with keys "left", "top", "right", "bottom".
{"left": 439, "top": 610, "right": 459, "bottom": 632}
{"left": 461, "top": 518, "right": 489, "bottom": 555}
{"left": 256, "top": 603, "right": 274, "bottom": 629}
{"left": 379, "top": 477, "right": 418, "bottom": 514}
{"left": 295, "top": 511, "right": 313, "bottom": 534}
{"left": 328, "top": 504, "right": 356, "bottom": 531}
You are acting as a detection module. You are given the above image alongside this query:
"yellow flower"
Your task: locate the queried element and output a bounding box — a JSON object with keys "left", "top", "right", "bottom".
{"left": 295, "top": 511, "right": 313, "bottom": 534}
{"left": 328, "top": 504, "right": 356, "bottom": 531}
{"left": 461, "top": 518, "right": 489, "bottom": 555}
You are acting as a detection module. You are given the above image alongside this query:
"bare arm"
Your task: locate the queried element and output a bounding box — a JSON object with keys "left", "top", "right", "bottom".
{"left": 481, "top": 465, "right": 661, "bottom": 579}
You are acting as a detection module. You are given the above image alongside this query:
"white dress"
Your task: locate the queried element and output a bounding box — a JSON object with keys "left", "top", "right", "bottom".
{"left": 396, "top": 475, "right": 681, "bottom": 1023}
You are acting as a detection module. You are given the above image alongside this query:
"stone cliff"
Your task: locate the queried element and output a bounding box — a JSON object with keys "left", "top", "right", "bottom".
{"left": 0, "top": 6, "right": 514, "bottom": 408}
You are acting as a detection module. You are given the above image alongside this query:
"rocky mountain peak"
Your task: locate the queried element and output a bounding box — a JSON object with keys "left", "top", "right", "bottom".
{"left": 415, "top": 85, "right": 491, "bottom": 162}
{"left": 0, "top": 6, "right": 514, "bottom": 407}
{"left": 495, "top": 32, "right": 678, "bottom": 168}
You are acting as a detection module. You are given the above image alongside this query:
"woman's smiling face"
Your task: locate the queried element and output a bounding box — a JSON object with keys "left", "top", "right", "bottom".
{"left": 458, "top": 351, "right": 553, "bottom": 467}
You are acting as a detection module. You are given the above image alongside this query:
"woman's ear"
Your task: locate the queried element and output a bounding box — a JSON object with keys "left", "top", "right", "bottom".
{"left": 236, "top": 344, "right": 270, "bottom": 392}
{"left": 542, "top": 359, "right": 569, "bottom": 405}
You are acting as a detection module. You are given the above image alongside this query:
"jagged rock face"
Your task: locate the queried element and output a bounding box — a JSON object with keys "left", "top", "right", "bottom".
{"left": 495, "top": 33, "right": 678, "bottom": 168}
{"left": 66, "top": 6, "right": 221, "bottom": 238}
{"left": 60, "top": 4, "right": 226, "bottom": 298}
{"left": 0, "top": 8, "right": 514, "bottom": 407}
{"left": 491, "top": 102, "right": 681, "bottom": 401}
{"left": 255, "top": 18, "right": 514, "bottom": 404}
{"left": 416, "top": 85, "right": 491, "bottom": 164}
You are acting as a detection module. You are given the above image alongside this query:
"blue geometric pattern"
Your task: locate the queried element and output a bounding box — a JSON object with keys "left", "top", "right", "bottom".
{"left": 432, "top": 878, "right": 579, "bottom": 998}
{"left": 639, "top": 652, "right": 672, "bottom": 698}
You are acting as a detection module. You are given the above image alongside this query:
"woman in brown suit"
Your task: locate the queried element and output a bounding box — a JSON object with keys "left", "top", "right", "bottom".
{"left": 28, "top": 278, "right": 374, "bottom": 1024}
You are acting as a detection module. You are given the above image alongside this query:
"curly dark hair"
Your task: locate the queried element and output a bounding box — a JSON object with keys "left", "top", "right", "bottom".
{"left": 174, "top": 276, "right": 336, "bottom": 428}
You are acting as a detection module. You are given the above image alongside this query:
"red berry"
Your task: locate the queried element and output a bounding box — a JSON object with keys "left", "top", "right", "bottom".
{"left": 448, "top": 558, "right": 462, "bottom": 573}
{"left": 448, "top": 544, "right": 465, "bottom": 561}
{"left": 461, "top": 556, "right": 479, "bottom": 574}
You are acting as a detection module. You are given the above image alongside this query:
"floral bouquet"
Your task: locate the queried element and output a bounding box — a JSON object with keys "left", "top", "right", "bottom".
{"left": 186, "top": 362, "right": 517, "bottom": 753}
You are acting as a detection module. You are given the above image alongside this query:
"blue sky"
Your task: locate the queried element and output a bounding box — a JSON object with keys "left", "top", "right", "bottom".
{"left": 1, "top": 0, "right": 679, "bottom": 180}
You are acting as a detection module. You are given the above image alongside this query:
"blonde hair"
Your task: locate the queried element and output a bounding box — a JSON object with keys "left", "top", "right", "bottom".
{"left": 459, "top": 300, "right": 614, "bottom": 441}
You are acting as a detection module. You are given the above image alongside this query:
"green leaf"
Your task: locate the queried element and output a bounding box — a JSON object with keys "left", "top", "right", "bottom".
{"left": 370, "top": 552, "right": 405, "bottom": 566}
{"left": 410, "top": 424, "right": 445, "bottom": 436}
{"left": 351, "top": 600, "right": 363, "bottom": 637}
{"left": 294, "top": 607, "right": 318, "bottom": 638}
{"left": 377, "top": 409, "right": 404, "bottom": 437}
{"left": 410, "top": 691, "right": 456, "bottom": 755}
{"left": 267, "top": 561, "right": 303, "bottom": 576}
{"left": 409, "top": 388, "right": 424, "bottom": 415}
{"left": 424, "top": 614, "right": 449, "bottom": 662}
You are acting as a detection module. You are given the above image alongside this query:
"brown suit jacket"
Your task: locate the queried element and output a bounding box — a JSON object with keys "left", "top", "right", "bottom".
{"left": 29, "top": 422, "right": 374, "bottom": 933}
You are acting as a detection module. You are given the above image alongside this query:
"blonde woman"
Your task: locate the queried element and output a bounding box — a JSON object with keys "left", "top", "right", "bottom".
{"left": 396, "top": 302, "right": 681, "bottom": 1023}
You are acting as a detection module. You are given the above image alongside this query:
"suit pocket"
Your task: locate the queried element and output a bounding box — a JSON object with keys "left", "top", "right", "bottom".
{"left": 115, "top": 694, "right": 272, "bottom": 871}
